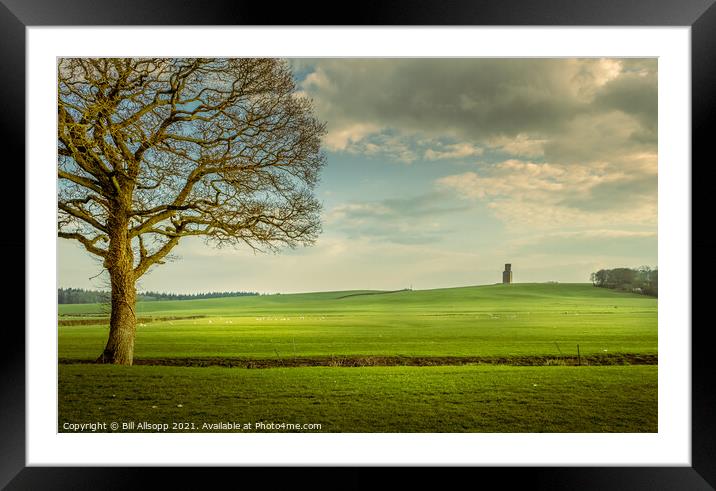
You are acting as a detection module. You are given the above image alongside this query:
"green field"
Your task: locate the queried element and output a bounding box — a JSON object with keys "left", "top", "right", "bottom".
{"left": 59, "top": 365, "right": 657, "bottom": 432}
{"left": 58, "top": 283, "right": 658, "bottom": 432}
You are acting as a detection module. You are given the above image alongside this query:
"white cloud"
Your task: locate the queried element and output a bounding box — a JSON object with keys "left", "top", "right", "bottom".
{"left": 487, "top": 134, "right": 547, "bottom": 158}
{"left": 437, "top": 157, "right": 657, "bottom": 230}
{"left": 424, "top": 142, "right": 483, "bottom": 160}
{"left": 323, "top": 123, "right": 380, "bottom": 151}
{"left": 323, "top": 192, "right": 468, "bottom": 245}
{"left": 531, "top": 229, "right": 657, "bottom": 240}
{"left": 569, "top": 58, "right": 624, "bottom": 101}
{"left": 324, "top": 202, "right": 392, "bottom": 225}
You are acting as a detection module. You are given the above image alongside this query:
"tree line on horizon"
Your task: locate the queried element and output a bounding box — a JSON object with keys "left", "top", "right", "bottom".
{"left": 58, "top": 287, "right": 260, "bottom": 305}
{"left": 590, "top": 266, "right": 657, "bottom": 297}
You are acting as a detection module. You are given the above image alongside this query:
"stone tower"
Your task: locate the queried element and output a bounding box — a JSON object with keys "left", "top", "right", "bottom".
{"left": 502, "top": 263, "right": 512, "bottom": 284}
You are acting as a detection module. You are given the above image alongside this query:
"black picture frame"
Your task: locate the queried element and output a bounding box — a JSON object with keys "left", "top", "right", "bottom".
{"left": 4, "top": 0, "right": 714, "bottom": 488}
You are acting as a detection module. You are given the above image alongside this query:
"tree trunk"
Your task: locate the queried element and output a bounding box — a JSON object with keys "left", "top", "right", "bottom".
{"left": 97, "top": 214, "right": 137, "bottom": 365}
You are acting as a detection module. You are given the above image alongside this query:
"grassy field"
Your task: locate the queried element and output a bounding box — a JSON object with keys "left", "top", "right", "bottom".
{"left": 59, "top": 364, "right": 657, "bottom": 433}
{"left": 58, "top": 283, "right": 657, "bottom": 361}
{"left": 57, "top": 283, "right": 658, "bottom": 432}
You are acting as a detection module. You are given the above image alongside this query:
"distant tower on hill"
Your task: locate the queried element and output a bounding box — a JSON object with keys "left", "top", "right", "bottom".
{"left": 502, "top": 263, "right": 512, "bottom": 284}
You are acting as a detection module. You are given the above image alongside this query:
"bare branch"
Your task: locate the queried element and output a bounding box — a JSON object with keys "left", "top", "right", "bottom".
{"left": 58, "top": 231, "right": 108, "bottom": 257}
{"left": 58, "top": 57, "right": 326, "bottom": 281}
{"left": 58, "top": 202, "right": 109, "bottom": 233}
{"left": 133, "top": 236, "right": 180, "bottom": 278}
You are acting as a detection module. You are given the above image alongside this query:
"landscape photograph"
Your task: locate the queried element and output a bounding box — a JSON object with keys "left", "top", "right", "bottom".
{"left": 57, "top": 57, "right": 658, "bottom": 433}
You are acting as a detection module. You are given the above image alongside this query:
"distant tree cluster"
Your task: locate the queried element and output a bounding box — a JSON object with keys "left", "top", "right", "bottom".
{"left": 58, "top": 288, "right": 109, "bottom": 304}
{"left": 138, "top": 290, "right": 260, "bottom": 301}
{"left": 590, "top": 266, "right": 658, "bottom": 297}
{"left": 58, "top": 288, "right": 259, "bottom": 304}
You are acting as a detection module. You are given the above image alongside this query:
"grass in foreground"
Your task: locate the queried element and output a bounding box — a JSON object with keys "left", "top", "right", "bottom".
{"left": 59, "top": 364, "right": 657, "bottom": 433}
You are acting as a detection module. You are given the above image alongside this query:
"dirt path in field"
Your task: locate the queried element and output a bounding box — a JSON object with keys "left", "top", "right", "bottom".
{"left": 59, "top": 353, "right": 657, "bottom": 368}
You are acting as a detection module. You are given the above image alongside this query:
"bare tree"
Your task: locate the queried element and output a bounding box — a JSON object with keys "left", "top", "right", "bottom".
{"left": 58, "top": 58, "right": 326, "bottom": 365}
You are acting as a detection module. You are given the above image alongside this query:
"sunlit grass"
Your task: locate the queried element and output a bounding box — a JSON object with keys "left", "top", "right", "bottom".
{"left": 59, "top": 283, "right": 657, "bottom": 360}
{"left": 58, "top": 283, "right": 657, "bottom": 432}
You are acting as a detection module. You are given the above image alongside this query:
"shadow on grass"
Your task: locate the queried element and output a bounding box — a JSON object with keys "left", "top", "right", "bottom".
{"left": 58, "top": 353, "right": 658, "bottom": 368}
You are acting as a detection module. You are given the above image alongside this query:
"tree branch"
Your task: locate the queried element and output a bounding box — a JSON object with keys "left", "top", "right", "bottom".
{"left": 58, "top": 202, "right": 109, "bottom": 233}
{"left": 58, "top": 231, "right": 108, "bottom": 257}
{"left": 58, "top": 170, "right": 103, "bottom": 194}
{"left": 133, "top": 235, "right": 180, "bottom": 278}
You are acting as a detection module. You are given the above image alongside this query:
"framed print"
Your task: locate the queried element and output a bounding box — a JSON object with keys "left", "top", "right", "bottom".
{"left": 4, "top": 0, "right": 715, "bottom": 488}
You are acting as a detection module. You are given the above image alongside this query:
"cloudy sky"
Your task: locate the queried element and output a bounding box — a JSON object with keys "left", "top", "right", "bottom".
{"left": 58, "top": 58, "right": 657, "bottom": 294}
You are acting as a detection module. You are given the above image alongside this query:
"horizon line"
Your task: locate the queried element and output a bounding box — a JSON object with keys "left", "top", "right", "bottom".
{"left": 57, "top": 281, "right": 591, "bottom": 298}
